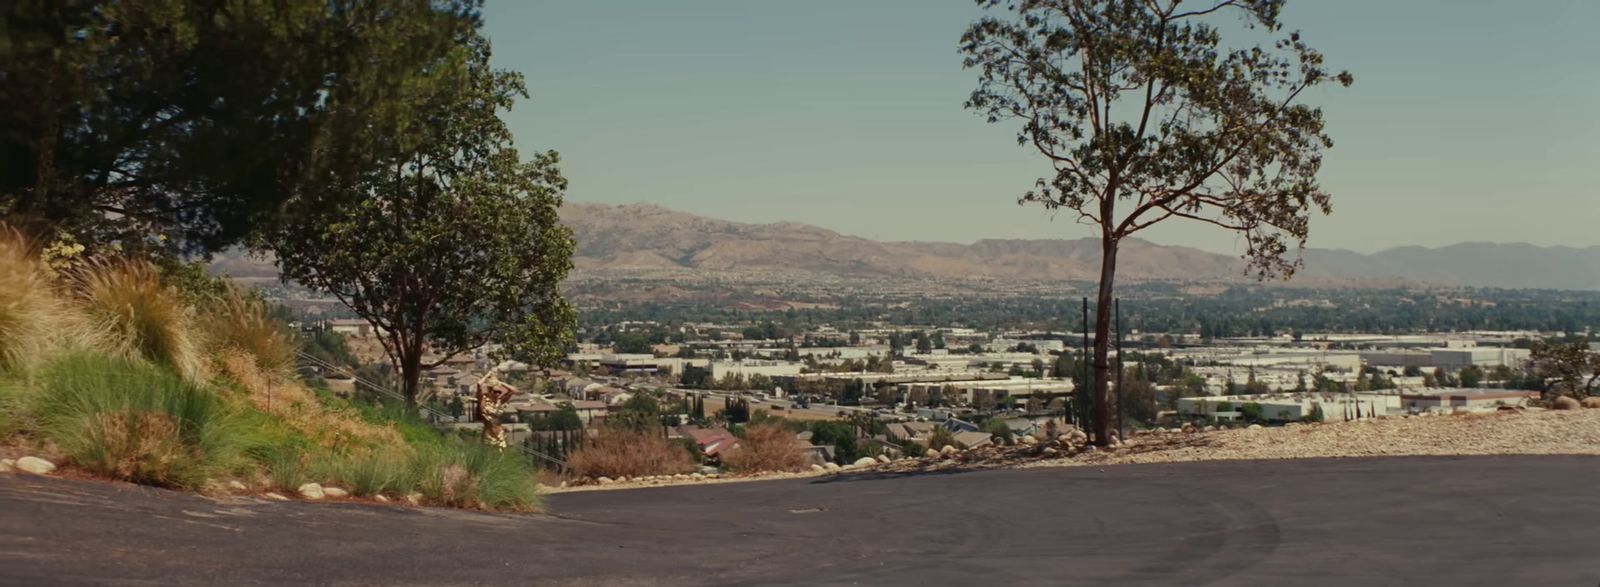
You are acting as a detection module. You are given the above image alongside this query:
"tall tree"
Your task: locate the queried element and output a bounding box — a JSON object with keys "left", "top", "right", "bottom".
{"left": 961, "top": 0, "right": 1350, "bottom": 444}
{"left": 0, "top": 0, "right": 478, "bottom": 256}
{"left": 270, "top": 37, "right": 575, "bottom": 405}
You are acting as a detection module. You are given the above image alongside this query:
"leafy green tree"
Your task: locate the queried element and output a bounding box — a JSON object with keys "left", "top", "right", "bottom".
{"left": 1, "top": 0, "right": 477, "bottom": 256}
{"left": 1529, "top": 340, "right": 1600, "bottom": 399}
{"left": 269, "top": 38, "right": 574, "bottom": 405}
{"left": 1457, "top": 365, "right": 1484, "bottom": 388}
{"left": 961, "top": 0, "right": 1350, "bottom": 444}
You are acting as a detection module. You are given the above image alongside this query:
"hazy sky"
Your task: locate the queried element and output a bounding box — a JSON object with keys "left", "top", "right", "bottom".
{"left": 484, "top": 1, "right": 1599, "bottom": 254}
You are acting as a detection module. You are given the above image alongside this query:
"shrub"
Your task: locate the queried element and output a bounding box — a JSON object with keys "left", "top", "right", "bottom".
{"left": 32, "top": 354, "right": 247, "bottom": 488}
{"left": 566, "top": 428, "right": 696, "bottom": 479}
{"left": 263, "top": 446, "right": 310, "bottom": 491}
{"left": 722, "top": 423, "right": 809, "bottom": 473}
{"left": 0, "top": 229, "right": 60, "bottom": 370}
{"left": 72, "top": 262, "right": 202, "bottom": 381}
{"left": 926, "top": 426, "right": 957, "bottom": 450}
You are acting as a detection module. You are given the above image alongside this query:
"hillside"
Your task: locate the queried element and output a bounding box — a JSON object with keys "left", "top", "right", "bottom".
{"left": 558, "top": 203, "right": 1600, "bottom": 290}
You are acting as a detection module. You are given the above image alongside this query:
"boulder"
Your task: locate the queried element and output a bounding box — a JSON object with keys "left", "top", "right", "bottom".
{"left": 16, "top": 456, "right": 55, "bottom": 475}
{"left": 1553, "top": 396, "right": 1581, "bottom": 410}
{"left": 853, "top": 457, "right": 878, "bottom": 468}
{"left": 227, "top": 480, "right": 248, "bottom": 491}
{"left": 405, "top": 493, "right": 423, "bottom": 505}
{"left": 824, "top": 462, "right": 842, "bottom": 472}
{"left": 1180, "top": 423, "right": 1198, "bottom": 434}
{"left": 1247, "top": 424, "right": 1263, "bottom": 430}
{"left": 810, "top": 464, "right": 826, "bottom": 472}
{"left": 1042, "top": 447, "right": 1059, "bottom": 457}
{"left": 924, "top": 449, "right": 940, "bottom": 458}
{"left": 1021, "top": 435, "right": 1039, "bottom": 445}
{"left": 1202, "top": 425, "right": 1217, "bottom": 432}
{"left": 939, "top": 445, "right": 959, "bottom": 456}
{"left": 322, "top": 487, "right": 349, "bottom": 498}
{"left": 374, "top": 495, "right": 390, "bottom": 503}
{"left": 597, "top": 476, "right": 615, "bottom": 485}
{"left": 297, "top": 483, "right": 325, "bottom": 499}
{"left": 1581, "top": 397, "right": 1600, "bottom": 409}
{"left": 876, "top": 454, "right": 892, "bottom": 464}
{"left": 0, "top": 458, "right": 14, "bottom": 473}
{"left": 690, "top": 473, "right": 705, "bottom": 480}
{"left": 263, "top": 492, "right": 289, "bottom": 501}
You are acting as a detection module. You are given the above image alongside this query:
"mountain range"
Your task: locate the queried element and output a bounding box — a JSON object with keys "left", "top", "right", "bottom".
{"left": 560, "top": 203, "right": 1600, "bottom": 290}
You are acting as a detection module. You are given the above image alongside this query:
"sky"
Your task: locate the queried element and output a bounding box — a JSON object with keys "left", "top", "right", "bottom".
{"left": 483, "top": 1, "right": 1599, "bottom": 255}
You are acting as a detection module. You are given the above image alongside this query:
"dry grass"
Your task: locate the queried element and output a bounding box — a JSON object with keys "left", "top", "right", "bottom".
{"left": 216, "top": 350, "right": 401, "bottom": 451}
{"left": 722, "top": 423, "right": 811, "bottom": 473}
{"left": 201, "top": 289, "right": 295, "bottom": 376}
{"left": 73, "top": 411, "right": 199, "bottom": 487}
{"left": 72, "top": 261, "right": 203, "bottom": 381}
{"left": 567, "top": 428, "right": 696, "bottom": 479}
{"left": 0, "top": 229, "right": 62, "bottom": 370}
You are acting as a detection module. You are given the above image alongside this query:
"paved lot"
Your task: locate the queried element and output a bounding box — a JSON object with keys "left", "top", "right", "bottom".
{"left": 2, "top": 456, "right": 1596, "bottom": 585}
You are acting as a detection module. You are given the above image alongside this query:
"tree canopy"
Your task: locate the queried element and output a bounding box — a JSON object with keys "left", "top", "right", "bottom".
{"left": 1, "top": 0, "right": 481, "bottom": 257}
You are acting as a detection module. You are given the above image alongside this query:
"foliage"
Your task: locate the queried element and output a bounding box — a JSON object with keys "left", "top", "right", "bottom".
{"left": 269, "top": 36, "right": 574, "bottom": 405}
{"left": 926, "top": 426, "right": 958, "bottom": 450}
{"left": 721, "top": 422, "right": 809, "bottom": 473}
{"left": 1238, "top": 402, "right": 1266, "bottom": 423}
{"left": 981, "top": 418, "right": 1014, "bottom": 443}
{"left": 805, "top": 420, "right": 860, "bottom": 463}
{"left": 200, "top": 287, "right": 296, "bottom": 376}
{"left": 566, "top": 427, "right": 695, "bottom": 479}
{"left": 1529, "top": 340, "right": 1599, "bottom": 399}
{"left": 408, "top": 440, "right": 542, "bottom": 510}
{"left": 0, "top": 0, "right": 482, "bottom": 257}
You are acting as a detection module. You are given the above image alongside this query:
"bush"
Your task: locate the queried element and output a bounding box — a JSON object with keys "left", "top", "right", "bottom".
{"left": 567, "top": 427, "right": 696, "bottom": 479}
{"left": 409, "top": 441, "right": 541, "bottom": 510}
{"left": 72, "top": 262, "right": 202, "bottom": 381}
{"left": 722, "top": 423, "right": 809, "bottom": 473}
{"left": 1238, "top": 402, "right": 1266, "bottom": 423}
{"left": 981, "top": 418, "right": 1014, "bottom": 443}
{"left": 926, "top": 426, "right": 957, "bottom": 450}
{"left": 32, "top": 354, "right": 251, "bottom": 488}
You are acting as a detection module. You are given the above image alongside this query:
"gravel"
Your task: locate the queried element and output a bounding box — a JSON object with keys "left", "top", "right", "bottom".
{"left": 1029, "top": 409, "right": 1600, "bottom": 468}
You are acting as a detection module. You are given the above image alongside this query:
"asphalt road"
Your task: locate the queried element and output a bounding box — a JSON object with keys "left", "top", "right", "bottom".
{"left": 2, "top": 456, "right": 1597, "bottom": 586}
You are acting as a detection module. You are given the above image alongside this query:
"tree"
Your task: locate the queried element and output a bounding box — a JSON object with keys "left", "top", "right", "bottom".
{"left": 269, "top": 38, "right": 575, "bottom": 405}
{"left": 961, "top": 0, "right": 1350, "bottom": 446}
{"left": 1, "top": 0, "right": 478, "bottom": 257}
{"left": 1529, "top": 340, "right": 1600, "bottom": 399}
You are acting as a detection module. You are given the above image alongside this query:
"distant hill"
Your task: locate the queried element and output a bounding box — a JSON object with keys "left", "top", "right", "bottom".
{"left": 559, "top": 203, "right": 1600, "bottom": 290}
{"left": 207, "top": 202, "right": 1600, "bottom": 291}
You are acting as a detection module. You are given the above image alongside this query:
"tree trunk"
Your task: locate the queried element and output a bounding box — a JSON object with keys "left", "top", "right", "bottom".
{"left": 400, "top": 342, "right": 424, "bottom": 407}
{"left": 1092, "top": 234, "right": 1119, "bottom": 446}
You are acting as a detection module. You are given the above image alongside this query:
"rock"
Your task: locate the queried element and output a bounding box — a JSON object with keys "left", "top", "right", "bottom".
{"left": 15, "top": 456, "right": 55, "bottom": 475}
{"left": 227, "top": 480, "right": 247, "bottom": 491}
{"left": 1108, "top": 436, "right": 1123, "bottom": 447}
{"left": 1584, "top": 397, "right": 1600, "bottom": 409}
{"left": 673, "top": 474, "right": 688, "bottom": 480}
{"left": 263, "top": 492, "right": 289, "bottom": 501}
{"left": 374, "top": 495, "right": 390, "bottom": 503}
{"left": 811, "top": 464, "right": 826, "bottom": 472}
{"left": 1247, "top": 424, "right": 1263, "bottom": 430}
{"left": 824, "top": 462, "right": 842, "bottom": 472}
{"left": 1181, "top": 424, "right": 1198, "bottom": 434}
{"left": 1553, "top": 396, "right": 1581, "bottom": 410}
{"left": 1202, "top": 425, "right": 1217, "bottom": 432}
{"left": 0, "top": 458, "right": 14, "bottom": 473}
{"left": 559, "top": 481, "right": 568, "bottom": 488}
{"left": 876, "top": 454, "right": 891, "bottom": 464}
{"left": 297, "top": 483, "right": 324, "bottom": 499}
{"left": 939, "top": 445, "right": 958, "bottom": 456}
{"left": 405, "top": 493, "right": 423, "bottom": 505}
{"left": 706, "top": 473, "right": 720, "bottom": 479}
{"left": 853, "top": 457, "right": 878, "bottom": 468}
{"left": 597, "top": 476, "right": 615, "bottom": 485}
{"left": 323, "top": 487, "right": 349, "bottom": 498}
{"left": 1021, "top": 435, "right": 1039, "bottom": 445}
{"left": 1042, "top": 447, "right": 1059, "bottom": 456}
{"left": 924, "top": 448, "right": 940, "bottom": 458}
{"left": 690, "top": 472, "right": 705, "bottom": 480}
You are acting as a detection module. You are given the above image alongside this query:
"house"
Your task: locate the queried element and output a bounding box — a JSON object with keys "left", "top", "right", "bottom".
{"left": 1400, "top": 388, "right": 1538, "bottom": 413}
{"left": 327, "top": 318, "right": 372, "bottom": 337}
{"left": 952, "top": 431, "right": 995, "bottom": 449}
{"left": 676, "top": 425, "right": 740, "bottom": 459}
